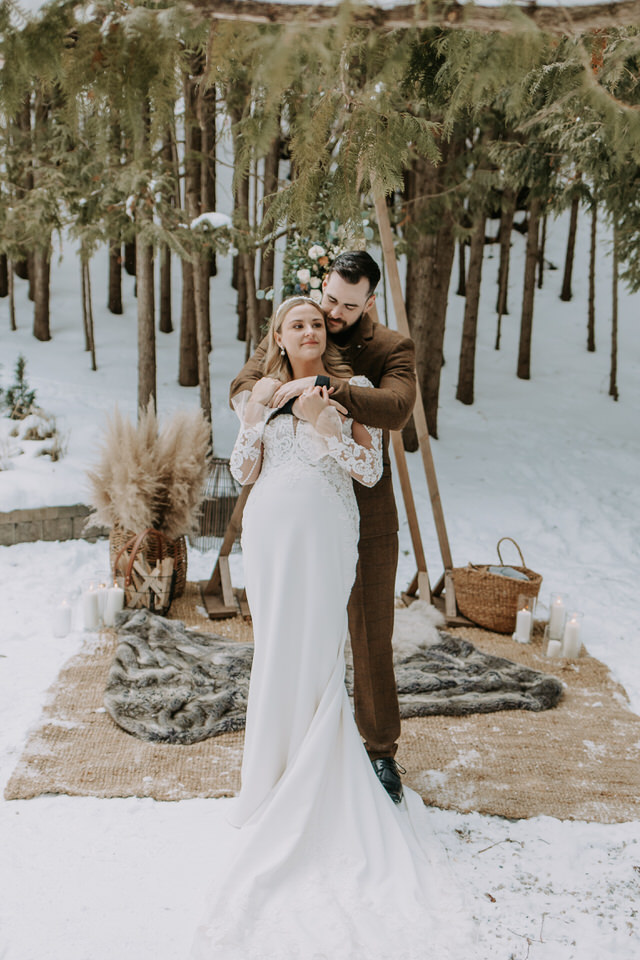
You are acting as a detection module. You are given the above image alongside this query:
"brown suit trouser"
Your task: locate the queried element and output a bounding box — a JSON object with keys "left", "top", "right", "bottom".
{"left": 347, "top": 532, "right": 400, "bottom": 760}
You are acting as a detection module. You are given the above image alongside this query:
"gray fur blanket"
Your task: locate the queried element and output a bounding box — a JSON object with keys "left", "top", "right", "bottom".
{"left": 104, "top": 608, "right": 563, "bottom": 744}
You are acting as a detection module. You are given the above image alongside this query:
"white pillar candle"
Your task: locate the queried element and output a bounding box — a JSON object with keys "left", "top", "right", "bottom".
{"left": 53, "top": 599, "right": 72, "bottom": 638}
{"left": 82, "top": 586, "right": 100, "bottom": 631}
{"left": 546, "top": 639, "right": 562, "bottom": 658}
{"left": 104, "top": 583, "right": 125, "bottom": 627}
{"left": 562, "top": 617, "right": 582, "bottom": 658}
{"left": 548, "top": 596, "right": 566, "bottom": 640}
{"left": 96, "top": 582, "right": 108, "bottom": 623}
{"left": 514, "top": 608, "right": 532, "bottom": 643}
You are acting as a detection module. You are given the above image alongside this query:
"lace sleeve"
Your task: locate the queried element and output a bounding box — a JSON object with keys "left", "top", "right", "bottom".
{"left": 229, "top": 391, "right": 271, "bottom": 485}
{"left": 312, "top": 406, "right": 383, "bottom": 488}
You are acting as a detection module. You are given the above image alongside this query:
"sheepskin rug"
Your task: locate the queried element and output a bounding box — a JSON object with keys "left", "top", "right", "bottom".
{"left": 104, "top": 605, "right": 563, "bottom": 744}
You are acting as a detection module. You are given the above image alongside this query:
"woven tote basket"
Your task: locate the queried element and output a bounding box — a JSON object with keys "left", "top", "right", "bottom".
{"left": 109, "top": 524, "right": 187, "bottom": 598}
{"left": 451, "top": 537, "right": 542, "bottom": 634}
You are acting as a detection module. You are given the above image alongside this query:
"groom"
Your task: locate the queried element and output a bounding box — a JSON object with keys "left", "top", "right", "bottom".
{"left": 230, "top": 251, "right": 416, "bottom": 803}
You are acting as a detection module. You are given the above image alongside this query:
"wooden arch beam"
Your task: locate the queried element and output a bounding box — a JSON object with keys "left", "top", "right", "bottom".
{"left": 189, "top": 0, "right": 640, "bottom": 37}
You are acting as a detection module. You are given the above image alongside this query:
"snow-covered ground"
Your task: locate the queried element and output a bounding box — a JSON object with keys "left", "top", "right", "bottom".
{"left": 1, "top": 200, "right": 639, "bottom": 958}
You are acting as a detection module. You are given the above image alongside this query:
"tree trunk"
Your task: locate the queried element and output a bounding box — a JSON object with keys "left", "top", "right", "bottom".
{"left": 14, "top": 96, "right": 32, "bottom": 289}
{"left": 0, "top": 254, "right": 8, "bottom": 297}
{"left": 27, "top": 252, "right": 35, "bottom": 302}
{"left": 32, "top": 248, "right": 51, "bottom": 341}
{"left": 108, "top": 242, "right": 123, "bottom": 314}
{"left": 456, "top": 240, "right": 466, "bottom": 297}
{"left": 184, "top": 70, "right": 211, "bottom": 355}
{"left": 537, "top": 213, "right": 547, "bottom": 289}
{"left": 179, "top": 260, "right": 199, "bottom": 386}
{"left": 258, "top": 127, "right": 281, "bottom": 322}
{"left": 124, "top": 241, "right": 136, "bottom": 278}
{"left": 185, "top": 70, "right": 212, "bottom": 426}
{"left": 159, "top": 244, "right": 173, "bottom": 333}
{"left": 229, "top": 101, "right": 250, "bottom": 341}
{"left": 8, "top": 261, "right": 16, "bottom": 331}
{"left": 13, "top": 258, "right": 29, "bottom": 281}
{"left": 403, "top": 144, "right": 460, "bottom": 441}
{"left": 81, "top": 257, "right": 91, "bottom": 352}
{"left": 495, "top": 186, "right": 515, "bottom": 350}
{"left": 159, "top": 130, "right": 175, "bottom": 335}
{"left": 456, "top": 214, "right": 486, "bottom": 405}
{"left": 587, "top": 205, "right": 596, "bottom": 353}
{"left": 517, "top": 198, "right": 540, "bottom": 380}
{"left": 609, "top": 223, "right": 619, "bottom": 401}
{"left": 82, "top": 258, "right": 97, "bottom": 371}
{"left": 201, "top": 84, "right": 217, "bottom": 279}
{"left": 560, "top": 194, "right": 579, "bottom": 301}
{"left": 136, "top": 236, "right": 156, "bottom": 412}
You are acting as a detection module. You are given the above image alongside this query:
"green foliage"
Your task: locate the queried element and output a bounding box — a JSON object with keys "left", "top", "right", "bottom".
{"left": 4, "top": 356, "right": 36, "bottom": 420}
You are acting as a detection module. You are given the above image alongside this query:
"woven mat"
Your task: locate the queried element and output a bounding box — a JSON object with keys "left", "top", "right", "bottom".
{"left": 5, "top": 585, "right": 640, "bottom": 822}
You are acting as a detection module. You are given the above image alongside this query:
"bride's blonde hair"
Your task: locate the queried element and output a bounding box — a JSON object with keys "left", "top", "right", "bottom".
{"left": 263, "top": 296, "right": 353, "bottom": 382}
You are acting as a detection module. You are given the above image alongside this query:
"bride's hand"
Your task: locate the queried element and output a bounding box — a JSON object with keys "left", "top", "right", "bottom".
{"left": 296, "top": 386, "right": 336, "bottom": 427}
{"left": 250, "top": 377, "right": 281, "bottom": 406}
{"left": 271, "top": 377, "right": 322, "bottom": 408}
{"left": 293, "top": 395, "right": 347, "bottom": 422}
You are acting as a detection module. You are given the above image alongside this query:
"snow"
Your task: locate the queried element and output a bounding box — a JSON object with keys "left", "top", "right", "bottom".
{"left": 190, "top": 212, "right": 233, "bottom": 231}
{"left": 1, "top": 197, "right": 640, "bottom": 958}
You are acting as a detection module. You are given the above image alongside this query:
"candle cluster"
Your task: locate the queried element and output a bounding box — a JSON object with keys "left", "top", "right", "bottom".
{"left": 545, "top": 593, "right": 584, "bottom": 658}
{"left": 51, "top": 571, "right": 125, "bottom": 638}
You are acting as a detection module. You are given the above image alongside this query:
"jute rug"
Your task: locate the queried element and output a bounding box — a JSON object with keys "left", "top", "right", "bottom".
{"left": 6, "top": 585, "right": 640, "bottom": 822}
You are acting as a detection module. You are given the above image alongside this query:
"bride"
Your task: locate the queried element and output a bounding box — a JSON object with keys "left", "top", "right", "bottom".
{"left": 190, "top": 297, "right": 471, "bottom": 959}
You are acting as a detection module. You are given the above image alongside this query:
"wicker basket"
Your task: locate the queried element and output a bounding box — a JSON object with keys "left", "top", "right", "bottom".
{"left": 451, "top": 537, "right": 542, "bottom": 634}
{"left": 113, "top": 528, "right": 176, "bottom": 616}
{"left": 109, "top": 524, "right": 187, "bottom": 598}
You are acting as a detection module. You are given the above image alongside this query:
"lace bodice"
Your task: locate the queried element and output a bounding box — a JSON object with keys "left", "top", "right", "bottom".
{"left": 230, "top": 376, "right": 383, "bottom": 492}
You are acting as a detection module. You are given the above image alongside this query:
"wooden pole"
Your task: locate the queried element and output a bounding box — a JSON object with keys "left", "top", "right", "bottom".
{"left": 372, "top": 188, "right": 454, "bottom": 576}
{"left": 390, "top": 430, "right": 431, "bottom": 603}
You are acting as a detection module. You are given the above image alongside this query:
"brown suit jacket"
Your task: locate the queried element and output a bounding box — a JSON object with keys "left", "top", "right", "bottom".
{"left": 229, "top": 312, "right": 417, "bottom": 539}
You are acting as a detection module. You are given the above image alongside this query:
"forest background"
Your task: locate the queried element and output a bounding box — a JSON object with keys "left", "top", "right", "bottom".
{"left": 1, "top": 0, "right": 640, "bottom": 446}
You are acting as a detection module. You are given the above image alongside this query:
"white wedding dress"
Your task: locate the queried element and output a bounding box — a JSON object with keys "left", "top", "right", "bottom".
{"left": 190, "top": 378, "right": 472, "bottom": 960}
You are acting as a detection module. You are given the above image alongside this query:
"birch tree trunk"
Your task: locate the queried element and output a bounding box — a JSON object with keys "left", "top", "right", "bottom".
{"left": 456, "top": 214, "right": 486, "bottom": 405}
{"left": 517, "top": 198, "right": 540, "bottom": 380}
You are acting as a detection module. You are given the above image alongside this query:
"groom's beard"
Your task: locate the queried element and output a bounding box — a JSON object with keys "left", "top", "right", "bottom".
{"left": 327, "top": 312, "right": 364, "bottom": 344}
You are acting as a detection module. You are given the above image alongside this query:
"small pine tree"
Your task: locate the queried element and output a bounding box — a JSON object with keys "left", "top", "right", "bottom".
{"left": 5, "top": 356, "right": 36, "bottom": 420}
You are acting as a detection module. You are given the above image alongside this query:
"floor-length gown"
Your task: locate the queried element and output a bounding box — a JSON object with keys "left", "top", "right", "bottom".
{"left": 190, "top": 378, "right": 472, "bottom": 960}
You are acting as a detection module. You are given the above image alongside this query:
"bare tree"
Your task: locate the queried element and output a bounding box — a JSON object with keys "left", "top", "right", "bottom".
{"left": 517, "top": 197, "right": 541, "bottom": 380}
{"left": 456, "top": 213, "right": 486, "bottom": 405}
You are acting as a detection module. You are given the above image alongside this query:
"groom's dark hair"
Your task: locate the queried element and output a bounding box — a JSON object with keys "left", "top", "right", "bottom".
{"left": 328, "top": 251, "right": 381, "bottom": 298}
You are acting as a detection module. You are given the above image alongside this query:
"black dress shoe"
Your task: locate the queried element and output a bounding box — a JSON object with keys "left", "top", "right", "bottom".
{"left": 371, "top": 758, "right": 405, "bottom": 804}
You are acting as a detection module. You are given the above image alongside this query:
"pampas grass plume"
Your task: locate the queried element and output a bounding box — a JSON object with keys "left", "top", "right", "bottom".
{"left": 87, "top": 404, "right": 210, "bottom": 537}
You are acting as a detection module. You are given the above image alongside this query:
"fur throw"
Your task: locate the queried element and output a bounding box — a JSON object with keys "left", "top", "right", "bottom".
{"left": 104, "top": 610, "right": 252, "bottom": 743}
{"left": 105, "top": 606, "right": 563, "bottom": 744}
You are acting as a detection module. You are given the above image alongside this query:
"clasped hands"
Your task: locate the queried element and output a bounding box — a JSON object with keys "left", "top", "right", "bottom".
{"left": 249, "top": 377, "right": 347, "bottom": 427}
